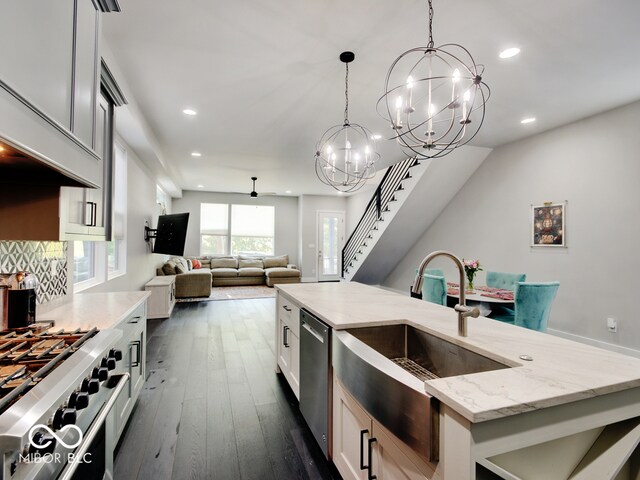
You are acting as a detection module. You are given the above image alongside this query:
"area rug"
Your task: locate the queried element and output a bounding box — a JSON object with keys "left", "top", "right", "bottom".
{"left": 176, "top": 285, "right": 276, "bottom": 303}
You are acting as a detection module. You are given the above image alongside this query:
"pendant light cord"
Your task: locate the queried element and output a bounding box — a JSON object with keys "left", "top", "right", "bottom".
{"left": 344, "top": 62, "right": 350, "bottom": 126}
{"left": 427, "top": 0, "right": 434, "bottom": 48}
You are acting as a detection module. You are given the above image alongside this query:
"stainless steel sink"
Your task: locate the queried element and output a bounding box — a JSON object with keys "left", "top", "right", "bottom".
{"left": 332, "top": 324, "right": 510, "bottom": 463}
{"left": 348, "top": 324, "right": 509, "bottom": 380}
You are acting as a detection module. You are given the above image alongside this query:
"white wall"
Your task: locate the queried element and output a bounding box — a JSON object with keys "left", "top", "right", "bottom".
{"left": 172, "top": 191, "right": 299, "bottom": 265}
{"left": 86, "top": 140, "right": 166, "bottom": 293}
{"left": 298, "top": 195, "right": 347, "bottom": 280}
{"left": 384, "top": 101, "right": 640, "bottom": 351}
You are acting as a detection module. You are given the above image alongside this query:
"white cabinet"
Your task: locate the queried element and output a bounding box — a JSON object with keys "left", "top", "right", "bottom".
{"left": 333, "top": 377, "right": 436, "bottom": 480}
{"left": 72, "top": 0, "right": 100, "bottom": 149}
{"left": 275, "top": 292, "right": 301, "bottom": 399}
{"left": 145, "top": 276, "right": 176, "bottom": 319}
{"left": 0, "top": 0, "right": 75, "bottom": 128}
{"left": 113, "top": 302, "right": 146, "bottom": 442}
{"left": 0, "top": 0, "right": 112, "bottom": 191}
{"left": 60, "top": 91, "right": 114, "bottom": 239}
{"left": 333, "top": 377, "right": 372, "bottom": 480}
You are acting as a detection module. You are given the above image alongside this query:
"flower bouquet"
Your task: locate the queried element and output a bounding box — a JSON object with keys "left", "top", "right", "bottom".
{"left": 463, "top": 259, "right": 482, "bottom": 292}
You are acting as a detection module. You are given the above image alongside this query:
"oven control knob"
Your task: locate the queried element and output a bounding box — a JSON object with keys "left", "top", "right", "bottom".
{"left": 109, "top": 348, "right": 123, "bottom": 361}
{"left": 29, "top": 431, "right": 56, "bottom": 455}
{"left": 81, "top": 377, "right": 100, "bottom": 394}
{"left": 92, "top": 366, "right": 108, "bottom": 381}
{"left": 101, "top": 356, "right": 116, "bottom": 371}
{"left": 68, "top": 391, "right": 89, "bottom": 410}
{"left": 53, "top": 407, "right": 76, "bottom": 430}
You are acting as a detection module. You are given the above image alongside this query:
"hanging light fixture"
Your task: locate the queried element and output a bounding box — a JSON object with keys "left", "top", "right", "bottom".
{"left": 378, "top": 0, "right": 490, "bottom": 159}
{"left": 315, "top": 51, "right": 379, "bottom": 193}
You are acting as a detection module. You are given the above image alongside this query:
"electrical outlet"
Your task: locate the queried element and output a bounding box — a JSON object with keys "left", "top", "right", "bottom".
{"left": 607, "top": 317, "right": 617, "bottom": 333}
{"left": 51, "top": 260, "right": 58, "bottom": 278}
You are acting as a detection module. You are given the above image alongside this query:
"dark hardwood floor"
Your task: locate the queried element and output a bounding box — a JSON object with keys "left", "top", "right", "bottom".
{"left": 114, "top": 298, "right": 341, "bottom": 480}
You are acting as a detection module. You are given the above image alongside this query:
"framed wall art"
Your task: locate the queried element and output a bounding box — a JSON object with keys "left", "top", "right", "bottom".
{"left": 531, "top": 201, "right": 566, "bottom": 247}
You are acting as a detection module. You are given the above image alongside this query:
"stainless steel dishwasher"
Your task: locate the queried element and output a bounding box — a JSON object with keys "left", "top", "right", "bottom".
{"left": 299, "top": 308, "right": 331, "bottom": 459}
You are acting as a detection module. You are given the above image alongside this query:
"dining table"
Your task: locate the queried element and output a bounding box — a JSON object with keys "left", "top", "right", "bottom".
{"left": 446, "top": 283, "right": 514, "bottom": 316}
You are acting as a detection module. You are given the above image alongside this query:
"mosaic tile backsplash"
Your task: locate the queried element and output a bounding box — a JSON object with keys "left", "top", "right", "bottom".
{"left": 0, "top": 241, "right": 68, "bottom": 304}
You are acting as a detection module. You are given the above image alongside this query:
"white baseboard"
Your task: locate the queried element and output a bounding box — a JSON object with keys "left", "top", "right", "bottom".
{"left": 301, "top": 276, "right": 317, "bottom": 283}
{"left": 547, "top": 328, "right": 640, "bottom": 358}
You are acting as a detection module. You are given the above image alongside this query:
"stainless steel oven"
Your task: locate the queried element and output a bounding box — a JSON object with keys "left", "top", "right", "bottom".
{"left": 0, "top": 326, "right": 125, "bottom": 480}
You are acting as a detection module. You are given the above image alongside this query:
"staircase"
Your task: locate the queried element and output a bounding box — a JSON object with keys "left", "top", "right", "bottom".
{"left": 342, "top": 146, "right": 492, "bottom": 285}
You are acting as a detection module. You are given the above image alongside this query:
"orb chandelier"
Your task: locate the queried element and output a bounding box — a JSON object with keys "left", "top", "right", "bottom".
{"left": 315, "top": 51, "right": 379, "bottom": 193}
{"left": 378, "top": 0, "right": 490, "bottom": 159}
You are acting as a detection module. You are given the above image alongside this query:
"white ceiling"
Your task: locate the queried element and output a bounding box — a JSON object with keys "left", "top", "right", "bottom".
{"left": 103, "top": 0, "right": 640, "bottom": 197}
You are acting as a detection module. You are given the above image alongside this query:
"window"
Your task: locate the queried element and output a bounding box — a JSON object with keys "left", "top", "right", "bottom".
{"left": 73, "top": 241, "right": 97, "bottom": 285}
{"left": 200, "top": 203, "right": 229, "bottom": 255}
{"left": 109, "top": 142, "right": 127, "bottom": 279}
{"left": 231, "top": 205, "right": 274, "bottom": 255}
{"left": 199, "top": 203, "right": 275, "bottom": 256}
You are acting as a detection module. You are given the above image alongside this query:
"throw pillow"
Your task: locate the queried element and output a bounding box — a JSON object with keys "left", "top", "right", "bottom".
{"left": 238, "top": 258, "right": 263, "bottom": 269}
{"left": 162, "top": 261, "right": 176, "bottom": 275}
{"left": 186, "top": 259, "right": 193, "bottom": 270}
{"left": 192, "top": 259, "right": 201, "bottom": 269}
{"left": 210, "top": 257, "right": 238, "bottom": 269}
{"left": 175, "top": 264, "right": 187, "bottom": 275}
{"left": 263, "top": 255, "right": 288, "bottom": 268}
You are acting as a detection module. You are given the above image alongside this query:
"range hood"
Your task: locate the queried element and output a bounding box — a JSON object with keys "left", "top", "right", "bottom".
{"left": 0, "top": 137, "right": 88, "bottom": 188}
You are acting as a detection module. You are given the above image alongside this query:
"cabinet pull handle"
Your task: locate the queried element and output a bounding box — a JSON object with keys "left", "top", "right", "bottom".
{"left": 283, "top": 305, "right": 292, "bottom": 312}
{"left": 367, "top": 437, "right": 378, "bottom": 480}
{"left": 128, "top": 315, "right": 141, "bottom": 324}
{"left": 85, "top": 201, "right": 93, "bottom": 226}
{"left": 92, "top": 202, "right": 97, "bottom": 226}
{"left": 130, "top": 340, "right": 141, "bottom": 367}
{"left": 283, "top": 325, "right": 289, "bottom": 347}
{"left": 359, "top": 429, "right": 369, "bottom": 470}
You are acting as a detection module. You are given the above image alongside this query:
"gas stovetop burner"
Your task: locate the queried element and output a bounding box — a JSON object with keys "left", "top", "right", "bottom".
{"left": 0, "top": 323, "right": 99, "bottom": 414}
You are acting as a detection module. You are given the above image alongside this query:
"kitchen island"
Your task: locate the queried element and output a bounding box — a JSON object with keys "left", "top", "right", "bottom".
{"left": 276, "top": 282, "right": 640, "bottom": 480}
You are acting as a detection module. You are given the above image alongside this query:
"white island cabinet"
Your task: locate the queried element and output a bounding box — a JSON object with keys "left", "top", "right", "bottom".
{"left": 277, "top": 282, "right": 640, "bottom": 480}
{"left": 275, "top": 291, "right": 300, "bottom": 399}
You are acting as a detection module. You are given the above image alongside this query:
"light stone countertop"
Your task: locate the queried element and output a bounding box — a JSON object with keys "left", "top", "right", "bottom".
{"left": 37, "top": 291, "right": 150, "bottom": 331}
{"left": 277, "top": 282, "right": 640, "bottom": 423}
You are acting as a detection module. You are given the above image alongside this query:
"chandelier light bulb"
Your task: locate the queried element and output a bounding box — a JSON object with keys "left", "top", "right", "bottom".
{"left": 452, "top": 69, "right": 460, "bottom": 83}
{"left": 407, "top": 76, "right": 414, "bottom": 89}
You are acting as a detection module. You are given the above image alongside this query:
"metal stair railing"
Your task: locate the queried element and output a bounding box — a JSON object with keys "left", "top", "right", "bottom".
{"left": 342, "top": 157, "right": 419, "bottom": 276}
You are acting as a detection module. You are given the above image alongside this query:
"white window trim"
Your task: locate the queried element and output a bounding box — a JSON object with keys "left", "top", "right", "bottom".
{"left": 74, "top": 242, "right": 107, "bottom": 293}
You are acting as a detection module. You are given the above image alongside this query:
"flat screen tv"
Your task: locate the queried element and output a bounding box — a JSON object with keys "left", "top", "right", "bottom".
{"left": 152, "top": 213, "right": 189, "bottom": 256}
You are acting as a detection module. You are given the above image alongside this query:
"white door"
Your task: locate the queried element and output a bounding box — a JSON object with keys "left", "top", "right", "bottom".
{"left": 317, "top": 211, "right": 345, "bottom": 281}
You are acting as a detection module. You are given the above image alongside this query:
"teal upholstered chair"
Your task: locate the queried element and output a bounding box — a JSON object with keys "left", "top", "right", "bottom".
{"left": 415, "top": 267, "right": 445, "bottom": 277}
{"left": 421, "top": 273, "right": 447, "bottom": 306}
{"left": 491, "top": 282, "right": 560, "bottom": 332}
{"left": 486, "top": 271, "right": 527, "bottom": 291}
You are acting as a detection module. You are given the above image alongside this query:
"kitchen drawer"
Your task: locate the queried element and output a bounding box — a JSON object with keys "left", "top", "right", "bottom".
{"left": 278, "top": 293, "right": 300, "bottom": 337}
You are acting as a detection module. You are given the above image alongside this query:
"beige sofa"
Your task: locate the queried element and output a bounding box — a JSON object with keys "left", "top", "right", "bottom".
{"left": 156, "top": 254, "right": 301, "bottom": 298}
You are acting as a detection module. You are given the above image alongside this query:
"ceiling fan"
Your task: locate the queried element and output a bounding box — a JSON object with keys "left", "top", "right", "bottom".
{"left": 248, "top": 176, "right": 276, "bottom": 198}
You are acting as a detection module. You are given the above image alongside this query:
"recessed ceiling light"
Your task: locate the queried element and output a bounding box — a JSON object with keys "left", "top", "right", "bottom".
{"left": 182, "top": 108, "right": 197, "bottom": 116}
{"left": 191, "top": 152, "right": 202, "bottom": 157}
{"left": 197, "top": 184, "right": 204, "bottom": 188}
{"left": 285, "top": 190, "right": 292, "bottom": 194}
{"left": 521, "top": 117, "right": 536, "bottom": 124}
{"left": 499, "top": 47, "right": 521, "bottom": 59}
{"left": 371, "top": 134, "right": 382, "bottom": 140}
